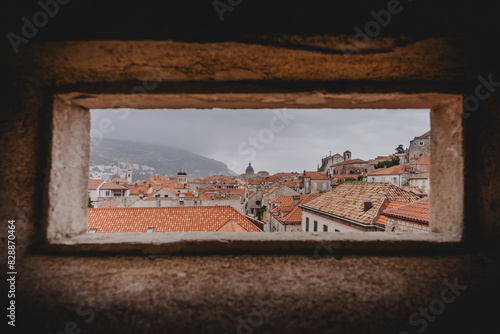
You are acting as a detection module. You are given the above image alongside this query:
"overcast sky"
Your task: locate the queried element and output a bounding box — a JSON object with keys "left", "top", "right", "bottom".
{"left": 91, "top": 108, "right": 430, "bottom": 175}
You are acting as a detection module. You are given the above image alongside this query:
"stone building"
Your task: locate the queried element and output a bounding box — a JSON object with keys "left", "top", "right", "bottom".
{"left": 300, "top": 182, "right": 420, "bottom": 232}
{"left": 318, "top": 152, "right": 344, "bottom": 172}
{"left": 302, "top": 171, "right": 331, "bottom": 194}
{"left": 268, "top": 194, "right": 318, "bottom": 232}
{"left": 244, "top": 162, "right": 260, "bottom": 180}
{"left": 409, "top": 131, "right": 431, "bottom": 160}
{"left": 366, "top": 164, "right": 423, "bottom": 187}
{"left": 176, "top": 170, "right": 188, "bottom": 186}
{"left": 126, "top": 168, "right": 132, "bottom": 183}
{"left": 382, "top": 198, "right": 430, "bottom": 232}
{"left": 409, "top": 172, "right": 430, "bottom": 196}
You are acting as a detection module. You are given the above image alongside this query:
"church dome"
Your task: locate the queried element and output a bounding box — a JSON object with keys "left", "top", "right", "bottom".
{"left": 245, "top": 162, "right": 254, "bottom": 174}
{"left": 177, "top": 169, "right": 187, "bottom": 176}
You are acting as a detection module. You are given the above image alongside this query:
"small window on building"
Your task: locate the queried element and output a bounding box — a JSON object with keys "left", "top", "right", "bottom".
{"left": 306, "top": 217, "right": 309, "bottom": 232}
{"left": 89, "top": 229, "right": 97, "bottom": 233}
{"left": 420, "top": 153, "right": 423, "bottom": 157}
{"left": 323, "top": 225, "right": 328, "bottom": 232}
{"left": 147, "top": 227, "right": 155, "bottom": 233}
{"left": 314, "top": 220, "right": 318, "bottom": 232}
{"left": 164, "top": 195, "right": 168, "bottom": 198}
{"left": 419, "top": 142, "right": 424, "bottom": 145}
{"left": 335, "top": 229, "right": 340, "bottom": 232}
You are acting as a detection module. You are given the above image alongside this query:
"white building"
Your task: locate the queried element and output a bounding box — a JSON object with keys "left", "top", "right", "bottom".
{"left": 366, "top": 164, "right": 423, "bottom": 187}
{"left": 300, "top": 182, "right": 420, "bottom": 232}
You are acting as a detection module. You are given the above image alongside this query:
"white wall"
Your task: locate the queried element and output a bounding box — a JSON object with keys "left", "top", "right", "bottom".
{"left": 409, "top": 178, "right": 430, "bottom": 195}
{"left": 367, "top": 174, "right": 401, "bottom": 186}
{"left": 301, "top": 211, "right": 363, "bottom": 232}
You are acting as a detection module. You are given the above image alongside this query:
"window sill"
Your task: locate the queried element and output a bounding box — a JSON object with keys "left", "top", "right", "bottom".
{"left": 44, "top": 232, "right": 463, "bottom": 255}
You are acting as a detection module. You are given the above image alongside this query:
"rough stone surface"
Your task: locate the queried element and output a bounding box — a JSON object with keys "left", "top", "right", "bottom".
{"left": 1, "top": 28, "right": 499, "bottom": 334}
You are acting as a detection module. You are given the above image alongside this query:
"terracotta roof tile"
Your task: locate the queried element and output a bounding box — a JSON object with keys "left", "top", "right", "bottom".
{"left": 303, "top": 171, "right": 330, "bottom": 180}
{"left": 97, "top": 201, "right": 124, "bottom": 208}
{"left": 217, "top": 219, "right": 249, "bottom": 232}
{"left": 382, "top": 198, "right": 430, "bottom": 224}
{"left": 301, "top": 183, "right": 419, "bottom": 225}
{"left": 412, "top": 155, "right": 431, "bottom": 164}
{"left": 331, "top": 159, "right": 367, "bottom": 167}
{"left": 280, "top": 194, "right": 319, "bottom": 223}
{"left": 367, "top": 164, "right": 422, "bottom": 176}
{"left": 88, "top": 206, "right": 262, "bottom": 233}
{"left": 88, "top": 179, "right": 105, "bottom": 190}
{"left": 100, "top": 182, "right": 129, "bottom": 190}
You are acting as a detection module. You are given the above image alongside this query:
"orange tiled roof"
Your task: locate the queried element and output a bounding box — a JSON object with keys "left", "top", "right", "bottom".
{"left": 110, "top": 177, "right": 128, "bottom": 183}
{"left": 382, "top": 198, "right": 430, "bottom": 224}
{"left": 412, "top": 155, "right": 431, "bottom": 164}
{"left": 136, "top": 179, "right": 161, "bottom": 187}
{"left": 375, "top": 200, "right": 408, "bottom": 226}
{"left": 367, "top": 164, "right": 422, "bottom": 176}
{"left": 303, "top": 171, "right": 330, "bottom": 180}
{"left": 301, "top": 183, "right": 419, "bottom": 225}
{"left": 217, "top": 220, "right": 249, "bottom": 232}
{"left": 331, "top": 159, "right": 367, "bottom": 167}
{"left": 97, "top": 201, "right": 124, "bottom": 208}
{"left": 269, "top": 195, "right": 295, "bottom": 206}
{"left": 401, "top": 186, "right": 427, "bottom": 197}
{"left": 88, "top": 206, "right": 263, "bottom": 233}
{"left": 88, "top": 179, "right": 105, "bottom": 190}
{"left": 281, "top": 194, "right": 319, "bottom": 223}
{"left": 128, "top": 185, "right": 150, "bottom": 195}
{"left": 100, "top": 182, "right": 129, "bottom": 190}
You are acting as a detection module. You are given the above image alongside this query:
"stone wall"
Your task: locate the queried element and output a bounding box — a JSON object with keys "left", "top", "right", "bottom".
{"left": 1, "top": 1, "right": 500, "bottom": 331}
{"left": 409, "top": 137, "right": 431, "bottom": 159}
{"left": 385, "top": 216, "right": 430, "bottom": 233}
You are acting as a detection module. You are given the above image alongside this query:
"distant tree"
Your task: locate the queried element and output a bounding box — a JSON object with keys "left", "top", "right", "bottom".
{"left": 88, "top": 196, "right": 94, "bottom": 208}
{"left": 395, "top": 144, "right": 405, "bottom": 154}
{"left": 375, "top": 157, "right": 400, "bottom": 169}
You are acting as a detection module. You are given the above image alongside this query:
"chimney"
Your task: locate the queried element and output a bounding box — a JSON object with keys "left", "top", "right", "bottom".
{"left": 363, "top": 200, "right": 372, "bottom": 211}
{"left": 156, "top": 196, "right": 160, "bottom": 207}
{"left": 293, "top": 195, "right": 301, "bottom": 206}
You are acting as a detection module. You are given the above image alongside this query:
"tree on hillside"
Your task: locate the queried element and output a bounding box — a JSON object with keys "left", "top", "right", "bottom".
{"left": 395, "top": 144, "right": 405, "bottom": 154}
{"left": 375, "top": 157, "right": 400, "bottom": 169}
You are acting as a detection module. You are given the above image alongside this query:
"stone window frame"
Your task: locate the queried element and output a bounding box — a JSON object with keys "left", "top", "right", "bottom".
{"left": 43, "top": 92, "right": 463, "bottom": 254}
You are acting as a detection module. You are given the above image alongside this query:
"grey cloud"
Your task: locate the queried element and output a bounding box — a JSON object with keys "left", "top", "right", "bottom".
{"left": 91, "top": 108, "right": 430, "bottom": 174}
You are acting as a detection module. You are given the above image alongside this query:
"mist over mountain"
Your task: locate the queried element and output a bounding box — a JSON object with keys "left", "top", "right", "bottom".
{"left": 89, "top": 138, "right": 236, "bottom": 180}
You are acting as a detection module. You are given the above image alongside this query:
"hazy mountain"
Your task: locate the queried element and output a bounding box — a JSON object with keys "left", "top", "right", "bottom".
{"left": 90, "top": 138, "right": 236, "bottom": 179}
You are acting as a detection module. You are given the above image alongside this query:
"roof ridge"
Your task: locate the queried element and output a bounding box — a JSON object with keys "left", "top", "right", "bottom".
{"left": 383, "top": 197, "right": 429, "bottom": 213}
